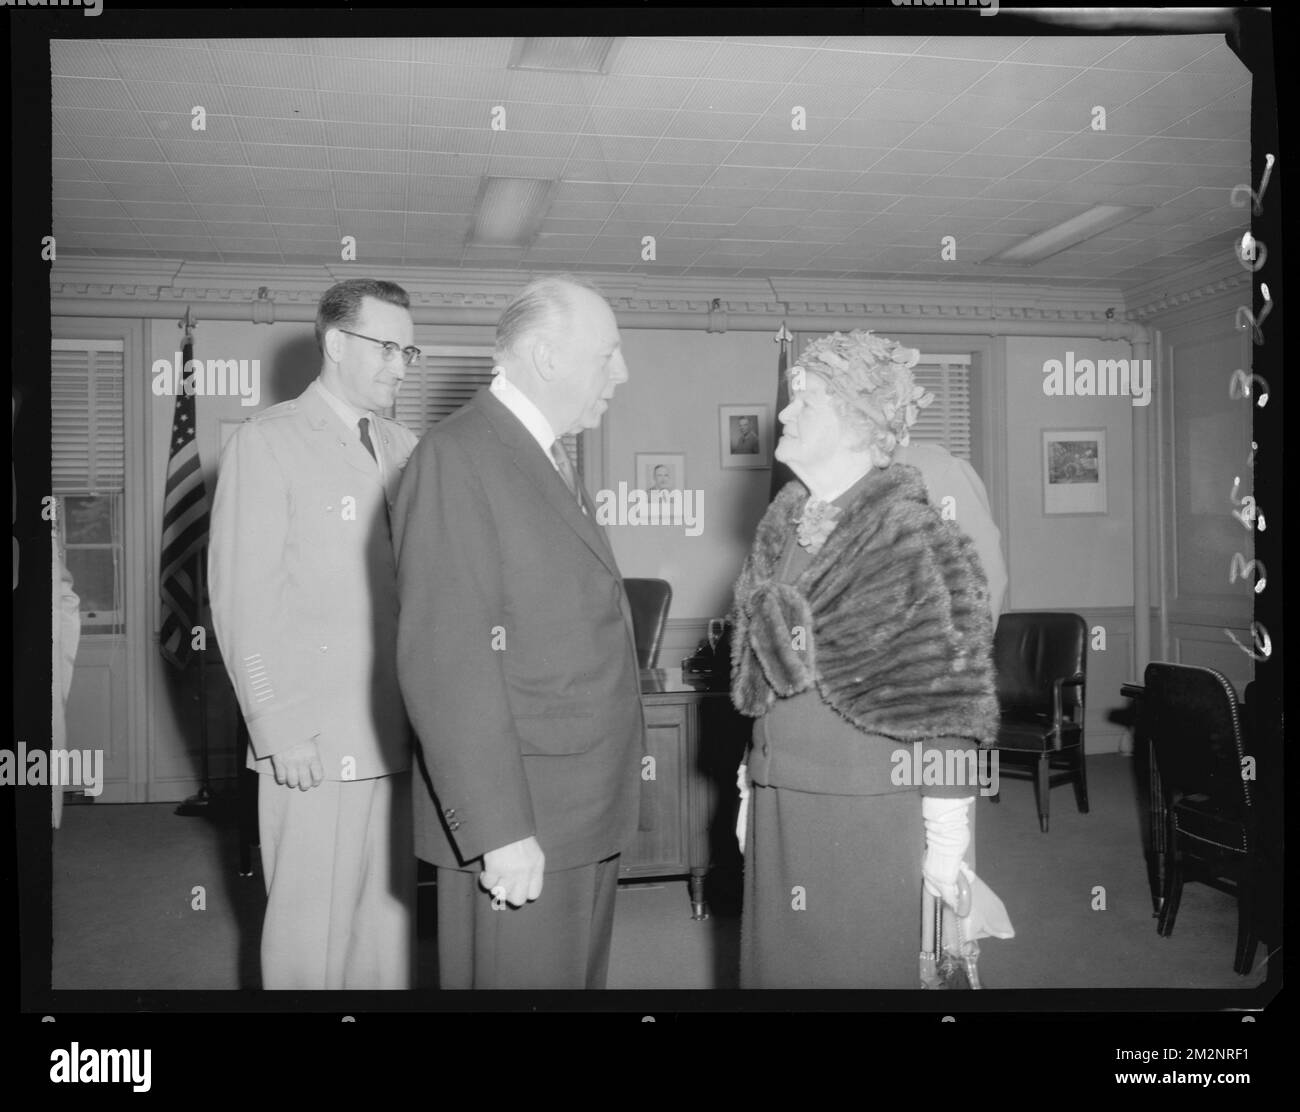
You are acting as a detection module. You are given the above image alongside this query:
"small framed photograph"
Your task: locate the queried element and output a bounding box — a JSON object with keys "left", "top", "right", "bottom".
{"left": 1043, "top": 428, "right": 1107, "bottom": 515}
{"left": 719, "top": 404, "right": 771, "bottom": 469}
{"left": 634, "top": 452, "right": 686, "bottom": 524}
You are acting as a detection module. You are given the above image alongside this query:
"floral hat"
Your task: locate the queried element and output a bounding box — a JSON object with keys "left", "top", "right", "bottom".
{"left": 793, "top": 329, "right": 934, "bottom": 459}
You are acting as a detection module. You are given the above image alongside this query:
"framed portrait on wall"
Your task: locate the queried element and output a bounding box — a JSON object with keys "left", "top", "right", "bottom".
{"left": 635, "top": 452, "right": 685, "bottom": 495}
{"left": 1043, "top": 428, "right": 1107, "bottom": 515}
{"left": 719, "top": 404, "right": 771, "bottom": 469}
{"left": 634, "top": 452, "right": 686, "bottom": 524}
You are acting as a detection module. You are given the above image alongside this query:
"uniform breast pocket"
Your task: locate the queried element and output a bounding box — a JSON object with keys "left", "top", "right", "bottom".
{"left": 515, "top": 712, "right": 599, "bottom": 756}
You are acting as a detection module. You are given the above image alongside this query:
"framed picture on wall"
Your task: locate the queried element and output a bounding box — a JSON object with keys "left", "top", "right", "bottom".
{"left": 719, "top": 404, "right": 771, "bottom": 469}
{"left": 633, "top": 452, "right": 686, "bottom": 524}
{"left": 1043, "top": 428, "right": 1107, "bottom": 515}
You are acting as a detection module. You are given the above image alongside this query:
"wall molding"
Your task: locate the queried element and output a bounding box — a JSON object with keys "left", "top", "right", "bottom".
{"left": 53, "top": 257, "right": 1138, "bottom": 324}
{"left": 1124, "top": 256, "right": 1250, "bottom": 323}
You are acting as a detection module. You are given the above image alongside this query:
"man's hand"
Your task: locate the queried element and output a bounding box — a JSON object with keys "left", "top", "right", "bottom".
{"left": 270, "top": 740, "right": 325, "bottom": 791}
{"left": 480, "top": 836, "right": 545, "bottom": 907}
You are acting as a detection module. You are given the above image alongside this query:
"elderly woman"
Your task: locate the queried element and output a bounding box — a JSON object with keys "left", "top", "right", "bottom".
{"left": 729, "top": 329, "right": 1000, "bottom": 988}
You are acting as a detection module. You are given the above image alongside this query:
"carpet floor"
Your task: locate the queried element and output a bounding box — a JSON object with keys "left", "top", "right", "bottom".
{"left": 51, "top": 754, "right": 1273, "bottom": 993}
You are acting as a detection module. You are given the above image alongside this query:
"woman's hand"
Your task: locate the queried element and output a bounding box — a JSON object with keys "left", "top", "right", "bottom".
{"left": 736, "top": 762, "right": 752, "bottom": 853}
{"left": 922, "top": 795, "right": 973, "bottom": 911}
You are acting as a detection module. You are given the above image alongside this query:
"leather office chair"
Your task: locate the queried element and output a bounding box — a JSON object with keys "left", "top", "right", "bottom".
{"left": 623, "top": 578, "right": 672, "bottom": 669}
{"left": 1143, "top": 663, "right": 1259, "bottom": 975}
{"left": 984, "top": 611, "right": 1088, "bottom": 833}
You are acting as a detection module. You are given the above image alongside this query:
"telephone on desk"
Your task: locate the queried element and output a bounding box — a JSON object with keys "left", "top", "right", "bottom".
{"left": 681, "top": 618, "right": 731, "bottom": 680}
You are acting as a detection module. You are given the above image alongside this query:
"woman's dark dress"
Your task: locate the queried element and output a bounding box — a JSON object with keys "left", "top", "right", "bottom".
{"left": 739, "top": 478, "right": 974, "bottom": 989}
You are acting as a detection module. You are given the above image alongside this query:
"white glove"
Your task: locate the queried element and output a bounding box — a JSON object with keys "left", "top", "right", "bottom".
{"left": 736, "top": 762, "right": 752, "bottom": 853}
{"left": 922, "top": 795, "right": 973, "bottom": 910}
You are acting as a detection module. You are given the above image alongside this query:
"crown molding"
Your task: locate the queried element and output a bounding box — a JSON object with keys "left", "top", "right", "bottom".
{"left": 50, "top": 255, "right": 1148, "bottom": 326}
{"left": 1123, "top": 256, "right": 1251, "bottom": 321}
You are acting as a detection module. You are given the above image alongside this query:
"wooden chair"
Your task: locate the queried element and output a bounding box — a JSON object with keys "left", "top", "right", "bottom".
{"left": 1143, "top": 662, "right": 1260, "bottom": 975}
{"left": 983, "top": 611, "right": 1088, "bottom": 833}
{"left": 623, "top": 578, "right": 672, "bottom": 669}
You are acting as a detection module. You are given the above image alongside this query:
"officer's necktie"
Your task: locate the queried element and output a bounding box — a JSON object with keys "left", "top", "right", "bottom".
{"left": 358, "top": 416, "right": 378, "bottom": 462}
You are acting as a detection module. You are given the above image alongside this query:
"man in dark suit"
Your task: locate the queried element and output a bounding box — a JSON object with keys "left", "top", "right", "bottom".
{"left": 393, "top": 274, "right": 644, "bottom": 989}
{"left": 210, "top": 278, "right": 419, "bottom": 988}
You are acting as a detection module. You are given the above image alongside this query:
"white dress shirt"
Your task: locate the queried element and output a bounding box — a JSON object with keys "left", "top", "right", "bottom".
{"left": 489, "top": 370, "right": 563, "bottom": 476}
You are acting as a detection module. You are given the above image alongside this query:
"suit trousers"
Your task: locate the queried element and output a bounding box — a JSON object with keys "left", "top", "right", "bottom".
{"left": 258, "top": 770, "right": 415, "bottom": 989}
{"left": 435, "top": 855, "right": 620, "bottom": 989}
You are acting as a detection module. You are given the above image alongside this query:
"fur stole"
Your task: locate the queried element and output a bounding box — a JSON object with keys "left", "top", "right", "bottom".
{"left": 729, "top": 463, "right": 999, "bottom": 744}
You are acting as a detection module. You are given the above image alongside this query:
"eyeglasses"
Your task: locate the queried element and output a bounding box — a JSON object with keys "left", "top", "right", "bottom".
{"left": 337, "top": 329, "right": 422, "bottom": 366}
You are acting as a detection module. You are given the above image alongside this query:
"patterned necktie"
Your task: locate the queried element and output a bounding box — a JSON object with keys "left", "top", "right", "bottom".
{"left": 358, "top": 416, "right": 378, "bottom": 463}
{"left": 549, "top": 439, "right": 586, "bottom": 514}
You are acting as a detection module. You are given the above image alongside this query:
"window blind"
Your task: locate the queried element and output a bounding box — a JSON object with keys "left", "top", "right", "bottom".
{"left": 51, "top": 338, "right": 125, "bottom": 494}
{"left": 394, "top": 346, "right": 584, "bottom": 474}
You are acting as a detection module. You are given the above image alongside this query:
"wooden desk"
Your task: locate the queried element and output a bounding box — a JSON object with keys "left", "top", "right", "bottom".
{"left": 620, "top": 667, "right": 747, "bottom": 919}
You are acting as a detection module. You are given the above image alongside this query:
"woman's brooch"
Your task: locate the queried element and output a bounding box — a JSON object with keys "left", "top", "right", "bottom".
{"left": 795, "top": 498, "right": 843, "bottom": 554}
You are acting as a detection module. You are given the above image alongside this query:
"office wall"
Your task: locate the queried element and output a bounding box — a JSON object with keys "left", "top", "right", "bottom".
{"left": 604, "top": 327, "right": 779, "bottom": 626}
{"left": 1002, "top": 335, "right": 1136, "bottom": 610}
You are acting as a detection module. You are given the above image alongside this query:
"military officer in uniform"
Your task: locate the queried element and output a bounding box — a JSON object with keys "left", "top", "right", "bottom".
{"left": 209, "top": 278, "right": 420, "bottom": 989}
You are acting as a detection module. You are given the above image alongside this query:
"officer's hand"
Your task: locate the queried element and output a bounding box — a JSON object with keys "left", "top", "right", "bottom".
{"left": 270, "top": 740, "right": 325, "bottom": 791}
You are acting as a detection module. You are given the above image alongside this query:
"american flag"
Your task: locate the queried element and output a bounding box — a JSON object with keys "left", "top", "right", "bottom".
{"left": 769, "top": 325, "right": 795, "bottom": 502}
{"left": 159, "top": 335, "right": 210, "bottom": 667}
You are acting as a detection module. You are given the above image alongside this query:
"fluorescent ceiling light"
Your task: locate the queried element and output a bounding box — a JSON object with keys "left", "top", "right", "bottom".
{"left": 469, "top": 177, "right": 556, "bottom": 247}
{"left": 508, "top": 37, "right": 621, "bottom": 74}
{"left": 984, "top": 204, "right": 1150, "bottom": 265}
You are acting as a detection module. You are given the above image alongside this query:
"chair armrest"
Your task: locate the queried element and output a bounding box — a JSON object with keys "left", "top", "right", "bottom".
{"left": 1053, "top": 673, "right": 1086, "bottom": 728}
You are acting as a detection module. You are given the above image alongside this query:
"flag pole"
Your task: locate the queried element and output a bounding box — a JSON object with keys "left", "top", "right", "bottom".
{"left": 173, "top": 310, "right": 218, "bottom": 816}
{"left": 769, "top": 321, "right": 796, "bottom": 502}
{"left": 175, "top": 550, "right": 215, "bottom": 815}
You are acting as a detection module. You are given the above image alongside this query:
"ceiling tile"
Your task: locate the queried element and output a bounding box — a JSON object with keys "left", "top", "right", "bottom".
{"left": 592, "top": 75, "right": 692, "bottom": 111}
{"left": 965, "top": 63, "right": 1083, "bottom": 100}
{"left": 928, "top": 97, "right": 1031, "bottom": 129}
{"left": 776, "top": 168, "right": 862, "bottom": 192}
{"left": 1096, "top": 35, "right": 1221, "bottom": 72}
{"left": 661, "top": 111, "right": 761, "bottom": 142}
{"left": 636, "top": 163, "right": 716, "bottom": 187}
{"left": 974, "top": 130, "right": 1073, "bottom": 157}
{"left": 1004, "top": 37, "right": 1125, "bottom": 68}
{"left": 52, "top": 76, "right": 138, "bottom": 111}
{"left": 50, "top": 41, "right": 118, "bottom": 79}
{"left": 409, "top": 38, "right": 513, "bottom": 68}
{"left": 904, "top": 122, "right": 999, "bottom": 153}
{"left": 795, "top": 48, "right": 907, "bottom": 88}
{"left": 219, "top": 87, "right": 320, "bottom": 119}
{"left": 678, "top": 79, "right": 782, "bottom": 115}
{"left": 879, "top": 57, "right": 995, "bottom": 95}
{"left": 614, "top": 38, "right": 721, "bottom": 78}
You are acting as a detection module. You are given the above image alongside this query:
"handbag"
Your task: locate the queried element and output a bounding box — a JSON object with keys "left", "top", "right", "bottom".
{"left": 919, "top": 871, "right": 983, "bottom": 990}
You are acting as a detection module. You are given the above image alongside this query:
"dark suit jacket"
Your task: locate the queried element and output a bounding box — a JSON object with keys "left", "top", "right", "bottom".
{"left": 392, "top": 388, "right": 644, "bottom": 872}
